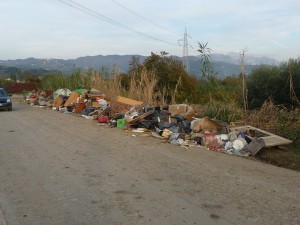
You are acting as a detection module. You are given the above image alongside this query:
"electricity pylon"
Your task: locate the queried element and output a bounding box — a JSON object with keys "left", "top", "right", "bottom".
{"left": 178, "top": 27, "right": 191, "bottom": 74}
{"left": 183, "top": 27, "right": 189, "bottom": 73}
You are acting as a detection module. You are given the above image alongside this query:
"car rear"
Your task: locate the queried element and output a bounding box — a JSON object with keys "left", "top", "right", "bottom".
{"left": 0, "top": 88, "right": 12, "bottom": 111}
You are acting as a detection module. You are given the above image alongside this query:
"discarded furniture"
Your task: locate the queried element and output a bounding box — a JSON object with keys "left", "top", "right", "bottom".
{"left": 229, "top": 125, "right": 292, "bottom": 147}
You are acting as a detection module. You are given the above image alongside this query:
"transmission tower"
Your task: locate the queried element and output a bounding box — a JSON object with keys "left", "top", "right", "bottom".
{"left": 179, "top": 27, "right": 190, "bottom": 74}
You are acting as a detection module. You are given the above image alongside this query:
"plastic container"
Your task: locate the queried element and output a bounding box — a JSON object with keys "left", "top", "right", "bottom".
{"left": 98, "top": 115, "right": 109, "bottom": 123}
{"left": 232, "top": 138, "right": 247, "bottom": 150}
{"left": 117, "top": 118, "right": 127, "bottom": 128}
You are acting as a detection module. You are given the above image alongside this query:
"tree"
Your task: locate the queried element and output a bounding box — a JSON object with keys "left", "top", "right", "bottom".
{"left": 247, "top": 58, "right": 300, "bottom": 109}
{"left": 247, "top": 65, "right": 287, "bottom": 109}
{"left": 9, "top": 73, "right": 17, "bottom": 82}
{"left": 129, "top": 52, "right": 198, "bottom": 103}
{"left": 283, "top": 59, "right": 300, "bottom": 108}
{"left": 128, "top": 56, "right": 142, "bottom": 75}
{"left": 197, "top": 42, "right": 216, "bottom": 79}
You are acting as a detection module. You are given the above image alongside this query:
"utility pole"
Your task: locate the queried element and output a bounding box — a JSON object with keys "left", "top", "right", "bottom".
{"left": 240, "top": 49, "right": 248, "bottom": 112}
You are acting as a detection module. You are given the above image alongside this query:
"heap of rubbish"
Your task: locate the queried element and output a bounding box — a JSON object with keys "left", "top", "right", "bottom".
{"left": 24, "top": 88, "right": 293, "bottom": 156}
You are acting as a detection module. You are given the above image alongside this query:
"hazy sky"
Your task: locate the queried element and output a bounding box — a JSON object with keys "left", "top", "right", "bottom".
{"left": 1, "top": 0, "right": 299, "bottom": 61}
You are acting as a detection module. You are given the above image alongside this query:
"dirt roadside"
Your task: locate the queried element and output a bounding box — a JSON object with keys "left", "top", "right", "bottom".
{"left": 0, "top": 208, "right": 6, "bottom": 225}
{"left": 0, "top": 102, "right": 299, "bottom": 225}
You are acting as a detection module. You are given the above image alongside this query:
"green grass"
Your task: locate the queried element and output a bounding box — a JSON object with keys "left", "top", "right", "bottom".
{"left": 256, "top": 146, "right": 300, "bottom": 171}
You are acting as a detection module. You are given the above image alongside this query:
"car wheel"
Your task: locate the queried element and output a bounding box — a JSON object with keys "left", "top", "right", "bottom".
{"left": 8, "top": 107, "right": 12, "bottom": 111}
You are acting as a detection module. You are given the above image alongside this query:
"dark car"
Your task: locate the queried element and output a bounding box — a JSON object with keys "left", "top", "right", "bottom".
{"left": 0, "top": 88, "right": 12, "bottom": 111}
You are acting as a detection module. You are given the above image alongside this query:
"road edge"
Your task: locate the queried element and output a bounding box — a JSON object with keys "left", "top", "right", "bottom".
{"left": 0, "top": 208, "right": 7, "bottom": 225}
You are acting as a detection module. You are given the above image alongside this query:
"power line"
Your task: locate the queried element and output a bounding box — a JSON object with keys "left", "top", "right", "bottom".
{"left": 58, "top": 0, "right": 178, "bottom": 46}
{"left": 189, "top": 35, "right": 200, "bottom": 49}
{"left": 58, "top": 0, "right": 127, "bottom": 29}
{"left": 108, "top": 0, "right": 202, "bottom": 51}
{"left": 108, "top": 0, "right": 181, "bottom": 37}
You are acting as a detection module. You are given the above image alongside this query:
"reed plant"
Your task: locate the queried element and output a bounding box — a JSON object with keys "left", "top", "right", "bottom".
{"left": 66, "top": 70, "right": 83, "bottom": 90}
{"left": 128, "top": 68, "right": 160, "bottom": 105}
{"left": 90, "top": 65, "right": 124, "bottom": 98}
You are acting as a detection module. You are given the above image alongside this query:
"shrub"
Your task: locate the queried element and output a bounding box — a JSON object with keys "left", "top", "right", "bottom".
{"left": 6, "top": 82, "right": 39, "bottom": 93}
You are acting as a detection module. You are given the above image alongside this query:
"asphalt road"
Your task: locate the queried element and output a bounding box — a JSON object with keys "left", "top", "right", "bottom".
{"left": 0, "top": 102, "right": 299, "bottom": 225}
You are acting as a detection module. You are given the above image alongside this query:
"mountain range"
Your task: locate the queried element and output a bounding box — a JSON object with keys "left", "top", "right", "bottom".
{"left": 0, "top": 52, "right": 280, "bottom": 78}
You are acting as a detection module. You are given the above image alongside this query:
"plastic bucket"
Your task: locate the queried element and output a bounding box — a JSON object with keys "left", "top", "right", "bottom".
{"left": 232, "top": 138, "right": 247, "bottom": 150}
{"left": 117, "top": 118, "right": 127, "bottom": 128}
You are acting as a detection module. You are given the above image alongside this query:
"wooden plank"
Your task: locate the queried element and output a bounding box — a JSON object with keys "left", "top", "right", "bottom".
{"left": 54, "top": 95, "right": 64, "bottom": 108}
{"left": 87, "top": 94, "right": 105, "bottom": 98}
{"left": 74, "top": 103, "right": 86, "bottom": 113}
{"left": 128, "top": 110, "right": 155, "bottom": 124}
{"left": 64, "top": 92, "right": 79, "bottom": 107}
{"left": 115, "top": 96, "right": 143, "bottom": 106}
{"left": 91, "top": 101, "right": 101, "bottom": 108}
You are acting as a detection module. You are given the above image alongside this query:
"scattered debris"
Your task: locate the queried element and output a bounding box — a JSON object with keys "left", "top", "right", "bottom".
{"left": 25, "top": 88, "right": 293, "bottom": 158}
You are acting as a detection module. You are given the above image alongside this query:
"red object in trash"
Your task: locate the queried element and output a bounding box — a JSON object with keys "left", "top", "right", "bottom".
{"left": 29, "top": 94, "right": 37, "bottom": 99}
{"left": 204, "top": 132, "right": 221, "bottom": 151}
{"left": 98, "top": 115, "right": 110, "bottom": 123}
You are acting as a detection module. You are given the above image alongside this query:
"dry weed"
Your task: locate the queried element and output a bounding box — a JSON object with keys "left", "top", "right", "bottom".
{"left": 246, "top": 100, "right": 300, "bottom": 138}
{"left": 128, "top": 68, "right": 160, "bottom": 105}
{"left": 91, "top": 65, "right": 124, "bottom": 98}
{"left": 171, "top": 76, "right": 182, "bottom": 104}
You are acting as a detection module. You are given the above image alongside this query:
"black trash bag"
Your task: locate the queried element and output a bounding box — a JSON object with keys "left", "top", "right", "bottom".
{"left": 113, "top": 113, "right": 125, "bottom": 120}
{"left": 80, "top": 109, "right": 88, "bottom": 115}
{"left": 158, "top": 121, "right": 176, "bottom": 130}
{"left": 158, "top": 110, "right": 169, "bottom": 117}
{"left": 138, "top": 120, "right": 154, "bottom": 129}
{"left": 167, "top": 124, "right": 180, "bottom": 133}
{"left": 66, "top": 105, "right": 75, "bottom": 112}
{"left": 179, "top": 120, "right": 191, "bottom": 132}
{"left": 172, "top": 115, "right": 186, "bottom": 123}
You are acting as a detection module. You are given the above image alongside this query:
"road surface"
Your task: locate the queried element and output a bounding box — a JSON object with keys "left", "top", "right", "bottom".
{"left": 0, "top": 102, "right": 299, "bottom": 225}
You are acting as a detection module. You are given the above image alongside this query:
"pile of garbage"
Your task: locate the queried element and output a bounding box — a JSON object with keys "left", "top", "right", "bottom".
{"left": 24, "top": 88, "right": 293, "bottom": 157}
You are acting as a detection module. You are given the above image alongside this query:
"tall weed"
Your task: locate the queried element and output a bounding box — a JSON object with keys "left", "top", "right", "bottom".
{"left": 91, "top": 66, "right": 124, "bottom": 98}
{"left": 128, "top": 68, "right": 160, "bottom": 105}
{"left": 41, "top": 73, "right": 67, "bottom": 91}
{"left": 196, "top": 100, "right": 245, "bottom": 123}
{"left": 246, "top": 100, "right": 300, "bottom": 142}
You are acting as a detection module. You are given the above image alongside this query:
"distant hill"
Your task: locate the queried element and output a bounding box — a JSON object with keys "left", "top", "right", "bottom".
{"left": 0, "top": 53, "right": 279, "bottom": 78}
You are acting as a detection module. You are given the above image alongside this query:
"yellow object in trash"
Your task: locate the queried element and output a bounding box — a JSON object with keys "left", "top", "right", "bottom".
{"left": 162, "top": 129, "right": 173, "bottom": 138}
